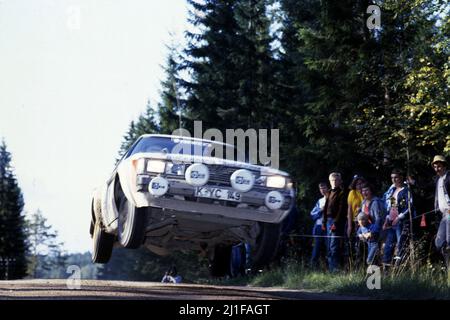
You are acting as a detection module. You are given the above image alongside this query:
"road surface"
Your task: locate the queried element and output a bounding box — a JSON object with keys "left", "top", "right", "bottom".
{"left": 0, "top": 279, "right": 364, "bottom": 300}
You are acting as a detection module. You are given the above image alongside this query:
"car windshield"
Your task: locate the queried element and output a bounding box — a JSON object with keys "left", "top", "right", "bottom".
{"left": 125, "top": 136, "right": 246, "bottom": 162}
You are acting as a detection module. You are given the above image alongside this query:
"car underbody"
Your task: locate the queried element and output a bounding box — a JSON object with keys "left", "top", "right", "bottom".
{"left": 91, "top": 135, "right": 296, "bottom": 273}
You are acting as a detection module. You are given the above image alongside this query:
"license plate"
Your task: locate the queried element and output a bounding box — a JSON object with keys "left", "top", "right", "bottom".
{"left": 195, "top": 187, "right": 241, "bottom": 202}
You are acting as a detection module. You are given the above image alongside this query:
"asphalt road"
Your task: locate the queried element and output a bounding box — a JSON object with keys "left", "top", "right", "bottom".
{"left": 0, "top": 279, "right": 362, "bottom": 300}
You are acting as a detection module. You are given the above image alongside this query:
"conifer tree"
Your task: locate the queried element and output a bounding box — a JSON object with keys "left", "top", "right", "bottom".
{"left": 158, "top": 43, "right": 186, "bottom": 134}
{"left": 25, "top": 209, "right": 65, "bottom": 278}
{"left": 117, "top": 100, "right": 160, "bottom": 159}
{"left": 182, "top": 0, "right": 276, "bottom": 131}
{"left": 0, "top": 139, "right": 28, "bottom": 279}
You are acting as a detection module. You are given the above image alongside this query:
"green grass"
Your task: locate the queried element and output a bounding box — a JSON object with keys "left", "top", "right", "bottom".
{"left": 194, "top": 259, "right": 450, "bottom": 299}
{"left": 246, "top": 261, "right": 450, "bottom": 299}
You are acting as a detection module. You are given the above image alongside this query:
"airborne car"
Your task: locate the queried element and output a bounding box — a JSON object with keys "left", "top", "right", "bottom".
{"left": 90, "top": 134, "right": 295, "bottom": 275}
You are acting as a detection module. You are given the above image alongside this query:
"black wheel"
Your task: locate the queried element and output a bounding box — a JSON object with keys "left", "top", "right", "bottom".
{"left": 249, "top": 222, "right": 282, "bottom": 271}
{"left": 116, "top": 181, "right": 146, "bottom": 249}
{"left": 92, "top": 221, "right": 114, "bottom": 263}
{"left": 209, "top": 244, "right": 232, "bottom": 277}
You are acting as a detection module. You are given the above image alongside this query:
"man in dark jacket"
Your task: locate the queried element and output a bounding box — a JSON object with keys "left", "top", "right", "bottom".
{"left": 432, "top": 155, "right": 450, "bottom": 269}
{"left": 322, "top": 172, "right": 348, "bottom": 272}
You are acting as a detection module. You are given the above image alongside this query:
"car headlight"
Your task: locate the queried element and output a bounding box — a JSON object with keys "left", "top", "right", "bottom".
{"left": 165, "top": 162, "right": 185, "bottom": 175}
{"left": 266, "top": 175, "right": 286, "bottom": 189}
{"left": 147, "top": 160, "right": 166, "bottom": 173}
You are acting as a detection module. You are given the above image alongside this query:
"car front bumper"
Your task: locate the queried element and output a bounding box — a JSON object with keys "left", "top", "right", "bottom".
{"left": 133, "top": 175, "right": 294, "bottom": 224}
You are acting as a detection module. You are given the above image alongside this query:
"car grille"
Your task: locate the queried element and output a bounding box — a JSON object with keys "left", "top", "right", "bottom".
{"left": 206, "top": 165, "right": 259, "bottom": 185}
{"left": 164, "top": 164, "right": 261, "bottom": 186}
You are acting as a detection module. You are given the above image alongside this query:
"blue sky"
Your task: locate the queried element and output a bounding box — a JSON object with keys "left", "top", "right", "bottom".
{"left": 0, "top": 0, "right": 189, "bottom": 253}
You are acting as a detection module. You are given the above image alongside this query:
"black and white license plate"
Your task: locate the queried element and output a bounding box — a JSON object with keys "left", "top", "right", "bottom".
{"left": 195, "top": 187, "right": 242, "bottom": 202}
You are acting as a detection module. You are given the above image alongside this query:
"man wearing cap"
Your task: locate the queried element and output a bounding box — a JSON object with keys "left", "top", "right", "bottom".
{"left": 432, "top": 155, "right": 450, "bottom": 268}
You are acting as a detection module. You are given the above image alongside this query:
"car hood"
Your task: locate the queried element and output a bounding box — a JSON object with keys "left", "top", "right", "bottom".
{"left": 129, "top": 152, "right": 290, "bottom": 177}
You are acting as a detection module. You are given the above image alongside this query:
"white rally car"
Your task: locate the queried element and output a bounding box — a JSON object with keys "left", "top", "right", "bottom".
{"left": 90, "top": 134, "right": 295, "bottom": 275}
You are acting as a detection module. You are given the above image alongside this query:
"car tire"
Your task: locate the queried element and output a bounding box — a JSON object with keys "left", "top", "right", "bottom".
{"left": 209, "top": 244, "right": 232, "bottom": 277}
{"left": 92, "top": 221, "right": 114, "bottom": 263}
{"left": 250, "top": 222, "right": 282, "bottom": 270}
{"left": 116, "top": 181, "right": 146, "bottom": 249}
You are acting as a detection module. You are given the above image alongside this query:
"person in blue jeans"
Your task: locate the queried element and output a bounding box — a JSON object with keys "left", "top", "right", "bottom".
{"left": 322, "top": 172, "right": 348, "bottom": 272}
{"left": 356, "top": 213, "right": 379, "bottom": 265}
{"left": 431, "top": 155, "right": 450, "bottom": 269}
{"left": 382, "top": 169, "right": 415, "bottom": 269}
{"left": 310, "top": 182, "right": 330, "bottom": 267}
{"left": 356, "top": 183, "right": 385, "bottom": 265}
{"left": 230, "top": 243, "right": 247, "bottom": 277}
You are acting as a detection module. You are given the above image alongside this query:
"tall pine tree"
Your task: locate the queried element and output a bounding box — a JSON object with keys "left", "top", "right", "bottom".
{"left": 117, "top": 100, "right": 160, "bottom": 159}
{"left": 158, "top": 43, "right": 186, "bottom": 134}
{"left": 0, "top": 139, "right": 28, "bottom": 279}
{"left": 182, "top": 0, "right": 276, "bottom": 131}
{"left": 26, "top": 209, "right": 66, "bottom": 278}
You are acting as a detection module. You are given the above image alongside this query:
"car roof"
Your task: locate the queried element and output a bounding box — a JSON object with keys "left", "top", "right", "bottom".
{"left": 139, "top": 134, "right": 234, "bottom": 148}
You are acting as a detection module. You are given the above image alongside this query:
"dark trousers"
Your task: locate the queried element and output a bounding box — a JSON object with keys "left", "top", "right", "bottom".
{"left": 326, "top": 218, "right": 345, "bottom": 272}
{"left": 311, "top": 224, "right": 326, "bottom": 267}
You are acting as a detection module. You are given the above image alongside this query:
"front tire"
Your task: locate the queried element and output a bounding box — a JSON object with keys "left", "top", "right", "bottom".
{"left": 117, "top": 184, "right": 146, "bottom": 248}
{"left": 249, "top": 222, "right": 282, "bottom": 270}
{"left": 92, "top": 222, "right": 114, "bottom": 263}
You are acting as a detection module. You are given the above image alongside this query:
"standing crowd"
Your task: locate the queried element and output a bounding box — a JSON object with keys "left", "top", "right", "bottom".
{"left": 309, "top": 155, "right": 450, "bottom": 273}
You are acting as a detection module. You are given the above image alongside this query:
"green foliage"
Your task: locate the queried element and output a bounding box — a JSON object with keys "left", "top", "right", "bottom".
{"left": 158, "top": 42, "right": 186, "bottom": 135}
{"left": 0, "top": 139, "right": 28, "bottom": 279}
{"left": 112, "top": 0, "right": 449, "bottom": 282}
{"left": 31, "top": 252, "right": 99, "bottom": 279}
{"left": 25, "top": 209, "right": 66, "bottom": 278}
{"left": 403, "top": 13, "right": 450, "bottom": 153}
{"left": 246, "top": 261, "right": 450, "bottom": 299}
{"left": 117, "top": 100, "right": 160, "bottom": 159}
{"left": 183, "top": 0, "right": 276, "bottom": 131}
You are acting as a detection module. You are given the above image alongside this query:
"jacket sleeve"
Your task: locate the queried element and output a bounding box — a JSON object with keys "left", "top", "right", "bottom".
{"left": 445, "top": 175, "right": 450, "bottom": 206}
{"left": 322, "top": 197, "right": 329, "bottom": 227}
{"left": 370, "top": 200, "right": 384, "bottom": 233}
{"left": 398, "top": 188, "right": 414, "bottom": 220}
{"left": 310, "top": 200, "right": 322, "bottom": 222}
{"left": 336, "top": 190, "right": 348, "bottom": 223}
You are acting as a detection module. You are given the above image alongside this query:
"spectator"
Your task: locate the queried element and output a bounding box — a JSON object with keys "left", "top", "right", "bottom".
{"left": 356, "top": 213, "right": 379, "bottom": 265}
{"left": 322, "top": 172, "right": 348, "bottom": 272}
{"left": 346, "top": 175, "right": 366, "bottom": 267}
{"left": 356, "top": 183, "right": 384, "bottom": 265}
{"left": 360, "top": 183, "right": 385, "bottom": 236}
{"left": 431, "top": 155, "right": 450, "bottom": 269}
{"left": 382, "top": 169, "right": 414, "bottom": 270}
{"left": 161, "top": 266, "right": 182, "bottom": 283}
{"left": 310, "top": 182, "right": 329, "bottom": 267}
{"left": 230, "top": 243, "right": 247, "bottom": 277}
{"left": 347, "top": 176, "right": 366, "bottom": 238}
